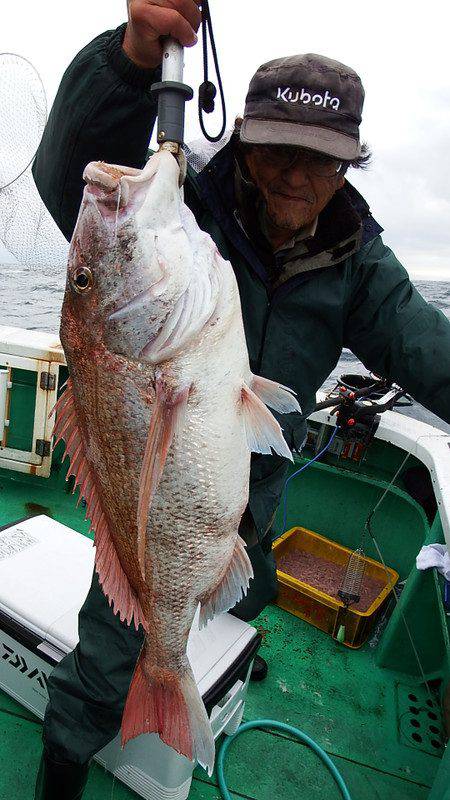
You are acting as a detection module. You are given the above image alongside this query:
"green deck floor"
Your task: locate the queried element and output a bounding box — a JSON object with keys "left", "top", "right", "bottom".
{"left": 0, "top": 604, "right": 440, "bottom": 800}
{"left": 0, "top": 465, "right": 443, "bottom": 799}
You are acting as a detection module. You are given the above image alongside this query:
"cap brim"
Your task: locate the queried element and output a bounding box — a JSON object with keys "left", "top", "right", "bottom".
{"left": 240, "top": 118, "right": 361, "bottom": 160}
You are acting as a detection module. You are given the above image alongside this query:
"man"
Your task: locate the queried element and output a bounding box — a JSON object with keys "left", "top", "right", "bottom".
{"left": 32, "top": 2, "right": 450, "bottom": 797}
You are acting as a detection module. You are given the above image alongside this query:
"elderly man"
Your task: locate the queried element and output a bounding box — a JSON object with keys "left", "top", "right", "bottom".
{"left": 32, "top": 1, "right": 450, "bottom": 797}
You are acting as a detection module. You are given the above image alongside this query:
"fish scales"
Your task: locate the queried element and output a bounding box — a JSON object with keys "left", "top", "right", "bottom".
{"left": 55, "top": 151, "right": 300, "bottom": 773}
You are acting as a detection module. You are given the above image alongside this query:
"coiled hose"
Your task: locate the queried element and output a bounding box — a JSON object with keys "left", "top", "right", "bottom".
{"left": 217, "top": 719, "right": 352, "bottom": 800}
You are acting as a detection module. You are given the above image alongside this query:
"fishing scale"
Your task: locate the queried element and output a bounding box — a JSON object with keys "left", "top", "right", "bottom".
{"left": 151, "top": 0, "right": 226, "bottom": 184}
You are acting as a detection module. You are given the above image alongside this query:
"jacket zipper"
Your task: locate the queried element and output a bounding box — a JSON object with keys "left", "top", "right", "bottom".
{"left": 256, "top": 252, "right": 286, "bottom": 372}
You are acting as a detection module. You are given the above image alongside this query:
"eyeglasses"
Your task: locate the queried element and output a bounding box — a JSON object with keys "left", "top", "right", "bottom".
{"left": 252, "top": 145, "right": 345, "bottom": 177}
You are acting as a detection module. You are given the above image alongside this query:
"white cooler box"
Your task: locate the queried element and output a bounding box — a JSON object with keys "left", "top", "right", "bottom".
{"left": 0, "top": 515, "right": 260, "bottom": 800}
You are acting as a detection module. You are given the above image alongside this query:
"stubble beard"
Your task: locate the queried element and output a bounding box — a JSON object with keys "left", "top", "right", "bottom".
{"left": 265, "top": 193, "right": 315, "bottom": 232}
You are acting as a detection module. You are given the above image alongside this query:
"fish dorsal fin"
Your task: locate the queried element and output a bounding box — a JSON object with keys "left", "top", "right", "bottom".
{"left": 52, "top": 380, "right": 147, "bottom": 631}
{"left": 137, "top": 375, "right": 190, "bottom": 579}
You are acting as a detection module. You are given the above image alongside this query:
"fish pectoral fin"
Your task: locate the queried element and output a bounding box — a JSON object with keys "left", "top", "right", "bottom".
{"left": 137, "top": 376, "right": 190, "bottom": 579}
{"left": 53, "top": 379, "right": 147, "bottom": 632}
{"left": 250, "top": 374, "right": 301, "bottom": 413}
{"left": 199, "top": 536, "right": 254, "bottom": 628}
{"left": 241, "top": 383, "right": 294, "bottom": 461}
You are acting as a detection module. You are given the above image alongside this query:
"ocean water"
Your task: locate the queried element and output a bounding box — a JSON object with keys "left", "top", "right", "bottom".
{"left": 1, "top": 265, "right": 449, "bottom": 433}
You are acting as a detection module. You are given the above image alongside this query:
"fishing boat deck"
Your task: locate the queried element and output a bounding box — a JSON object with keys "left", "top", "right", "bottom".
{"left": 0, "top": 446, "right": 447, "bottom": 800}
{"left": 0, "top": 607, "right": 441, "bottom": 800}
{"left": 0, "top": 592, "right": 439, "bottom": 800}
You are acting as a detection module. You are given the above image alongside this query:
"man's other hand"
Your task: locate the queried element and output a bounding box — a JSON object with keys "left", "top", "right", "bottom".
{"left": 123, "top": 0, "right": 202, "bottom": 69}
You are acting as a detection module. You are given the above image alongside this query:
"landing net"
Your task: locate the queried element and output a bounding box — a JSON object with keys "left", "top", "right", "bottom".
{"left": 0, "top": 53, "right": 68, "bottom": 269}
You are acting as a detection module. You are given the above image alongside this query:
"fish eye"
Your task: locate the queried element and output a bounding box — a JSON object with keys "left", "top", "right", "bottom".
{"left": 72, "top": 267, "right": 93, "bottom": 293}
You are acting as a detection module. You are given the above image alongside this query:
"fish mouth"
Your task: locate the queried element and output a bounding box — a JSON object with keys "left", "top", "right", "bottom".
{"left": 84, "top": 162, "right": 141, "bottom": 189}
{"left": 84, "top": 163, "right": 139, "bottom": 210}
{"left": 83, "top": 157, "right": 163, "bottom": 218}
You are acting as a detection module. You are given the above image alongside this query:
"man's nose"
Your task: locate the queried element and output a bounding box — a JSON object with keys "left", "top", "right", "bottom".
{"left": 281, "top": 157, "right": 312, "bottom": 187}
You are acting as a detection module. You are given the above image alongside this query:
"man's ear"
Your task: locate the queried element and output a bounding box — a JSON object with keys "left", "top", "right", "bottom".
{"left": 336, "top": 175, "right": 345, "bottom": 189}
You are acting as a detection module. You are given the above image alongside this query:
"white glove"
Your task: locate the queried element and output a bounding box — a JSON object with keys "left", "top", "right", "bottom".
{"left": 416, "top": 544, "right": 450, "bottom": 581}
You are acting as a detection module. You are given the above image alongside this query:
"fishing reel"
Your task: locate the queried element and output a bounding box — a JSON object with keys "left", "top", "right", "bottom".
{"left": 313, "top": 373, "right": 413, "bottom": 459}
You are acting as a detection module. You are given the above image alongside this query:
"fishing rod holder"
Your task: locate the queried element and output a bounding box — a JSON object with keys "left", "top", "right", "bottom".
{"left": 151, "top": 38, "right": 193, "bottom": 185}
{"left": 151, "top": 80, "right": 194, "bottom": 146}
{"left": 151, "top": 37, "right": 193, "bottom": 147}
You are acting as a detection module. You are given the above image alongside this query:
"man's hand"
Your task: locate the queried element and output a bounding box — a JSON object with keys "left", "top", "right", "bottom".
{"left": 123, "top": 0, "right": 202, "bottom": 70}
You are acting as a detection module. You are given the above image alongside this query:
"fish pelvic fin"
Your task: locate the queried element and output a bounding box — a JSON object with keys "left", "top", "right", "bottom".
{"left": 199, "top": 536, "right": 253, "bottom": 628}
{"left": 241, "top": 382, "right": 294, "bottom": 461}
{"left": 250, "top": 374, "right": 301, "bottom": 414}
{"left": 52, "top": 379, "right": 147, "bottom": 632}
{"left": 137, "top": 375, "right": 190, "bottom": 580}
{"left": 121, "top": 654, "right": 215, "bottom": 776}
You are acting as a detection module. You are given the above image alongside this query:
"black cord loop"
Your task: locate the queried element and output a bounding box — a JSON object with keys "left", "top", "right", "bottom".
{"left": 198, "top": 0, "right": 226, "bottom": 142}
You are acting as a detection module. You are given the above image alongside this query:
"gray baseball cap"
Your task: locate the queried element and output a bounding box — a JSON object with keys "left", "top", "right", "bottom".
{"left": 240, "top": 54, "right": 364, "bottom": 160}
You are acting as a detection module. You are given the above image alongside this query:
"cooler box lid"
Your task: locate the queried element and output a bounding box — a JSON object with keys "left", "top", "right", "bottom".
{"left": 0, "top": 516, "right": 257, "bottom": 695}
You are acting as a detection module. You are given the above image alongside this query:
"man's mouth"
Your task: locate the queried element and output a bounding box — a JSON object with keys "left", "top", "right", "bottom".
{"left": 271, "top": 190, "right": 314, "bottom": 203}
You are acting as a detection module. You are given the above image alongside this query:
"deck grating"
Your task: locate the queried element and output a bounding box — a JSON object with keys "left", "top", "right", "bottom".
{"left": 397, "top": 683, "right": 445, "bottom": 757}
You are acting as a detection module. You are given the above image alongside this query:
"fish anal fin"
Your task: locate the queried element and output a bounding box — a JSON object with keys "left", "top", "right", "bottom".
{"left": 53, "top": 380, "right": 147, "bottom": 631}
{"left": 199, "top": 536, "right": 253, "bottom": 628}
{"left": 250, "top": 374, "right": 301, "bottom": 413}
{"left": 137, "top": 376, "right": 190, "bottom": 579}
{"left": 241, "top": 383, "right": 293, "bottom": 461}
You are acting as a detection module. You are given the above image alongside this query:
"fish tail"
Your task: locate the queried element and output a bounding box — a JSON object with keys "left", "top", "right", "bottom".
{"left": 121, "top": 652, "right": 215, "bottom": 776}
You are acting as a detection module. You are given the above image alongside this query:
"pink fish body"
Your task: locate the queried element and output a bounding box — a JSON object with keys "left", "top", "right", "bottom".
{"left": 54, "top": 151, "right": 300, "bottom": 774}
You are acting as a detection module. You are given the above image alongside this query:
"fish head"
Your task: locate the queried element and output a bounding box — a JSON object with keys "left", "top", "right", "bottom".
{"left": 62, "top": 150, "right": 208, "bottom": 362}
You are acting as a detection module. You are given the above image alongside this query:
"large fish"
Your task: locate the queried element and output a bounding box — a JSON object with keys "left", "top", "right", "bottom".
{"left": 53, "top": 150, "right": 300, "bottom": 774}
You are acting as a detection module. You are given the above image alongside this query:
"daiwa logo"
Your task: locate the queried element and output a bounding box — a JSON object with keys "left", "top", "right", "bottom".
{"left": 277, "top": 87, "right": 340, "bottom": 110}
{"left": 2, "top": 641, "right": 49, "bottom": 691}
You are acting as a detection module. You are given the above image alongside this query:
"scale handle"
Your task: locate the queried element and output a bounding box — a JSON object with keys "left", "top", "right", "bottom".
{"left": 151, "top": 37, "right": 193, "bottom": 146}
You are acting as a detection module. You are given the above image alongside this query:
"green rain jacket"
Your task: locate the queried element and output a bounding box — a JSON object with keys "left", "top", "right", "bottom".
{"left": 33, "top": 24, "right": 450, "bottom": 544}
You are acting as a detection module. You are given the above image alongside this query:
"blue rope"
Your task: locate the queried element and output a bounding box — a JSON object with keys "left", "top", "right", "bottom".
{"left": 281, "top": 426, "right": 339, "bottom": 534}
{"left": 217, "top": 720, "right": 352, "bottom": 800}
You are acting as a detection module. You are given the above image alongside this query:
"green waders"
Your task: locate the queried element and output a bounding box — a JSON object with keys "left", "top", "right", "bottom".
{"left": 35, "top": 510, "right": 277, "bottom": 797}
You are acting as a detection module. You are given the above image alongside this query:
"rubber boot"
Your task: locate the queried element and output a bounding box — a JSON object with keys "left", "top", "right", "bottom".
{"left": 34, "top": 749, "right": 90, "bottom": 800}
{"left": 250, "top": 654, "right": 268, "bottom": 681}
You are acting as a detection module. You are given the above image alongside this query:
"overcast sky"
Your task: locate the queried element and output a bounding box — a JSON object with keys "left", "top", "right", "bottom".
{"left": 1, "top": 0, "right": 449, "bottom": 279}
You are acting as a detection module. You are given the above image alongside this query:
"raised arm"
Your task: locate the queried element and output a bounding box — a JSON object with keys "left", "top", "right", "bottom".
{"left": 344, "top": 236, "right": 450, "bottom": 425}
{"left": 32, "top": 1, "right": 201, "bottom": 241}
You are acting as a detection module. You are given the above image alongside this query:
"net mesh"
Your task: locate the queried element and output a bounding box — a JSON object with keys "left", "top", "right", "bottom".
{"left": 0, "top": 52, "right": 230, "bottom": 273}
{"left": 0, "top": 53, "right": 69, "bottom": 269}
{"left": 184, "top": 129, "right": 232, "bottom": 173}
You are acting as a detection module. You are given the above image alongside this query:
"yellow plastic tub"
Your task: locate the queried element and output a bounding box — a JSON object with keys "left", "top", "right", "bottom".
{"left": 272, "top": 526, "right": 399, "bottom": 648}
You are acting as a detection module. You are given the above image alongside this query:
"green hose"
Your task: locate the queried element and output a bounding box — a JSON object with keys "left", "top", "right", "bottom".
{"left": 217, "top": 720, "right": 352, "bottom": 800}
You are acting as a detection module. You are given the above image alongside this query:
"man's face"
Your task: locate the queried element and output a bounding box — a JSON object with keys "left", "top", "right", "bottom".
{"left": 244, "top": 145, "right": 346, "bottom": 233}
